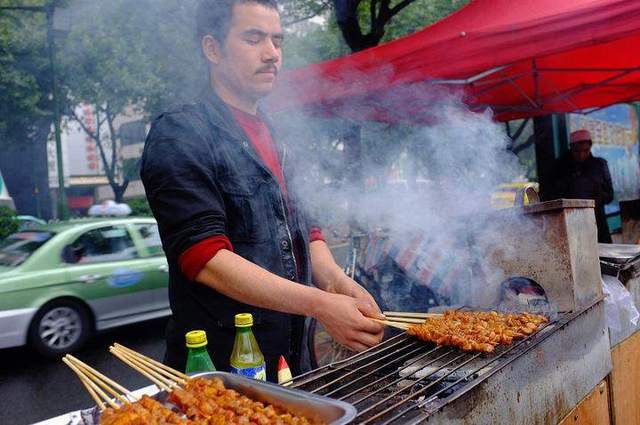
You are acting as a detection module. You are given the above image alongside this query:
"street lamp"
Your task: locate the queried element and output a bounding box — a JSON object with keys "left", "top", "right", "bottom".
{"left": 0, "top": 1, "right": 70, "bottom": 219}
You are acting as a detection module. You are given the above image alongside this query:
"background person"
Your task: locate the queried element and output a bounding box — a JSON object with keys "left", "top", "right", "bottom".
{"left": 548, "top": 129, "right": 614, "bottom": 243}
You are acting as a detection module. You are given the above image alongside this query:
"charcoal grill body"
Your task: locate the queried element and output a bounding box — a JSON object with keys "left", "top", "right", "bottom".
{"left": 295, "top": 199, "right": 611, "bottom": 424}
{"left": 416, "top": 301, "right": 610, "bottom": 425}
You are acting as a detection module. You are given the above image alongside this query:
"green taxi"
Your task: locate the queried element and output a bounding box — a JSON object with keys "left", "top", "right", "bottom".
{"left": 0, "top": 217, "right": 170, "bottom": 356}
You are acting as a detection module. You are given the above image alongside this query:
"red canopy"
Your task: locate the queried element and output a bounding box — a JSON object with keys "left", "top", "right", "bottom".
{"left": 268, "top": 0, "right": 640, "bottom": 123}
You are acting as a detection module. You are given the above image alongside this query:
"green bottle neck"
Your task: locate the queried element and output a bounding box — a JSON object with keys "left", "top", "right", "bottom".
{"left": 188, "top": 345, "right": 209, "bottom": 354}
{"left": 236, "top": 326, "right": 252, "bottom": 334}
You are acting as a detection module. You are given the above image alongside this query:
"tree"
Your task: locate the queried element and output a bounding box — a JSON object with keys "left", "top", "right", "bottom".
{"left": 58, "top": 0, "right": 202, "bottom": 202}
{"left": 0, "top": 0, "right": 57, "bottom": 218}
{"left": 279, "top": 0, "right": 470, "bottom": 196}
{"left": 333, "top": 0, "right": 420, "bottom": 52}
{"left": 0, "top": 206, "right": 18, "bottom": 239}
{"left": 0, "top": 0, "right": 50, "bottom": 138}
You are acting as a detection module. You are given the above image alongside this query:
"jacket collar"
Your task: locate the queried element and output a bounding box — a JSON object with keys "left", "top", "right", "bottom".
{"left": 199, "top": 87, "right": 287, "bottom": 185}
{"left": 199, "top": 88, "right": 247, "bottom": 143}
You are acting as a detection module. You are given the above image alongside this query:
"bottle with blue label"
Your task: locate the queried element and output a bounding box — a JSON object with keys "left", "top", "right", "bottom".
{"left": 229, "top": 313, "right": 266, "bottom": 381}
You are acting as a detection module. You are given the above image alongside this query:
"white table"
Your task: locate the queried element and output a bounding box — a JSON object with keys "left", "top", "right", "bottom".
{"left": 32, "top": 385, "right": 158, "bottom": 425}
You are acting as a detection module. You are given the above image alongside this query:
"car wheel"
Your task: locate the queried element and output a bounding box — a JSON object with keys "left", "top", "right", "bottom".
{"left": 28, "top": 299, "right": 92, "bottom": 357}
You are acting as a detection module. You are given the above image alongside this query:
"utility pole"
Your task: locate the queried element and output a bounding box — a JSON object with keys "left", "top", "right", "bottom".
{"left": 46, "top": 2, "right": 69, "bottom": 220}
{"left": 0, "top": 2, "right": 69, "bottom": 219}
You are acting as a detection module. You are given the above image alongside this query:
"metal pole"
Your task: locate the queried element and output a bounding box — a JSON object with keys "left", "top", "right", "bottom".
{"left": 46, "top": 3, "right": 69, "bottom": 220}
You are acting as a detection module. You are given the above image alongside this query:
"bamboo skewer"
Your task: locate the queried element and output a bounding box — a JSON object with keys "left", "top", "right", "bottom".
{"left": 370, "top": 318, "right": 410, "bottom": 330}
{"left": 383, "top": 311, "right": 443, "bottom": 319}
{"left": 62, "top": 355, "right": 133, "bottom": 411}
{"left": 79, "top": 376, "right": 106, "bottom": 411}
{"left": 378, "top": 316, "right": 426, "bottom": 324}
{"left": 113, "top": 343, "right": 189, "bottom": 382}
{"left": 110, "top": 347, "right": 175, "bottom": 391}
{"left": 66, "top": 354, "right": 136, "bottom": 401}
{"left": 109, "top": 344, "right": 188, "bottom": 390}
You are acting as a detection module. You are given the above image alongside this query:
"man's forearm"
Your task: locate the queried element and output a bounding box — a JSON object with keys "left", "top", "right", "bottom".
{"left": 309, "top": 240, "right": 346, "bottom": 292}
{"left": 194, "top": 249, "right": 327, "bottom": 318}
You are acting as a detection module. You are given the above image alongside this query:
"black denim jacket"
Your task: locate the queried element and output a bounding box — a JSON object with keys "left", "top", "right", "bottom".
{"left": 140, "top": 90, "right": 312, "bottom": 379}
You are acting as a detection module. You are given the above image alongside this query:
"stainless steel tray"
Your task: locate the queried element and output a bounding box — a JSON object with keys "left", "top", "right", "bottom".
{"left": 68, "top": 371, "right": 356, "bottom": 425}
{"left": 190, "top": 372, "right": 356, "bottom": 424}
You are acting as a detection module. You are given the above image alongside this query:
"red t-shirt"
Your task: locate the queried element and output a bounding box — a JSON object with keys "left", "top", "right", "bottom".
{"left": 178, "top": 105, "right": 324, "bottom": 281}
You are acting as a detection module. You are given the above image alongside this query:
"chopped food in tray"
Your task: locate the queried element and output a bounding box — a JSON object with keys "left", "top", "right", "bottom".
{"left": 101, "top": 377, "right": 323, "bottom": 425}
{"left": 101, "top": 395, "right": 187, "bottom": 425}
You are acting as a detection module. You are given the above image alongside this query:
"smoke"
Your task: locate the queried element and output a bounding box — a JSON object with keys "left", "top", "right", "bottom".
{"left": 272, "top": 78, "right": 528, "bottom": 310}
{"left": 54, "top": 0, "right": 533, "bottom": 310}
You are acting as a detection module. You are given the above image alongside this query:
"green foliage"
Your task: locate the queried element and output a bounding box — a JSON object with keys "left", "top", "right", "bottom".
{"left": 58, "top": 0, "right": 203, "bottom": 122}
{"left": 127, "top": 197, "right": 153, "bottom": 217}
{"left": 377, "top": 0, "right": 470, "bottom": 42}
{"left": 282, "top": 0, "right": 469, "bottom": 67}
{"left": 0, "top": 206, "right": 18, "bottom": 239}
{"left": 0, "top": 0, "right": 51, "bottom": 140}
{"left": 284, "top": 11, "right": 351, "bottom": 69}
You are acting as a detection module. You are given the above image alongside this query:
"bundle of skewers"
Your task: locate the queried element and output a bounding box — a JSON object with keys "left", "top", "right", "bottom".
{"left": 63, "top": 345, "right": 321, "bottom": 425}
{"left": 375, "top": 310, "right": 549, "bottom": 353}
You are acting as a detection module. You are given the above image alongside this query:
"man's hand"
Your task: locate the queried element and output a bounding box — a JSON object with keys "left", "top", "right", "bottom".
{"left": 308, "top": 240, "right": 385, "bottom": 350}
{"left": 329, "top": 272, "right": 384, "bottom": 319}
{"left": 313, "top": 292, "right": 385, "bottom": 352}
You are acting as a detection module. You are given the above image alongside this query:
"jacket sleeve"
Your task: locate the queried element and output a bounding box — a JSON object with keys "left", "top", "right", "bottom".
{"left": 600, "top": 158, "right": 614, "bottom": 205}
{"left": 140, "top": 111, "right": 227, "bottom": 261}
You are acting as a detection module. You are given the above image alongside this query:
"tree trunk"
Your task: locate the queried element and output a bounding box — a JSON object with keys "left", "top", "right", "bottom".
{"left": 343, "top": 124, "right": 363, "bottom": 188}
{"left": 0, "top": 117, "right": 54, "bottom": 219}
{"left": 112, "top": 180, "right": 130, "bottom": 204}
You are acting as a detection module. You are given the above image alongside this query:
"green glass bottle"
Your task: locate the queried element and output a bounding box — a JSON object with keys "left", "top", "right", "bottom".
{"left": 229, "top": 313, "right": 266, "bottom": 381}
{"left": 185, "top": 330, "right": 216, "bottom": 374}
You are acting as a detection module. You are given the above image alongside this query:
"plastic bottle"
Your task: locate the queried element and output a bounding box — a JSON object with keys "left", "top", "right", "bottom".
{"left": 229, "top": 313, "right": 266, "bottom": 381}
{"left": 185, "top": 330, "right": 216, "bottom": 374}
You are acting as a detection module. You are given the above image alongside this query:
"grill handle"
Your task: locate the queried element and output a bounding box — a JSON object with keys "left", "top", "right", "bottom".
{"left": 514, "top": 185, "right": 540, "bottom": 207}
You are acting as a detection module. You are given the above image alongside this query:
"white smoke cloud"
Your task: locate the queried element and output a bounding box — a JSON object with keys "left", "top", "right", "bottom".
{"left": 272, "top": 78, "right": 528, "bottom": 310}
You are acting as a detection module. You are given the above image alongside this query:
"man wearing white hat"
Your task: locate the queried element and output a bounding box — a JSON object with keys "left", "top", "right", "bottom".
{"left": 548, "top": 129, "right": 614, "bottom": 243}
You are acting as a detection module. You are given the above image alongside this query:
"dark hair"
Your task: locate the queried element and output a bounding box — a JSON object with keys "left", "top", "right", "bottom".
{"left": 196, "top": 0, "right": 278, "bottom": 44}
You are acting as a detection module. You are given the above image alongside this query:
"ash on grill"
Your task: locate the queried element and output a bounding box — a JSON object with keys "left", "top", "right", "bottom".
{"left": 292, "top": 314, "right": 567, "bottom": 425}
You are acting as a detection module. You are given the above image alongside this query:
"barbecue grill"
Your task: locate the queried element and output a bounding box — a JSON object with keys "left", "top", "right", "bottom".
{"left": 301, "top": 199, "right": 611, "bottom": 424}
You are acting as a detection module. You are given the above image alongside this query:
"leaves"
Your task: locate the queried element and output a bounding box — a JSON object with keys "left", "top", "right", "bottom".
{"left": 0, "top": 205, "right": 18, "bottom": 239}
{"left": 0, "top": 0, "right": 51, "bottom": 139}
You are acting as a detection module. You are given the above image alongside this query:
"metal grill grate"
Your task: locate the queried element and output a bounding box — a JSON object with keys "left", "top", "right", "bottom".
{"left": 292, "top": 314, "right": 569, "bottom": 424}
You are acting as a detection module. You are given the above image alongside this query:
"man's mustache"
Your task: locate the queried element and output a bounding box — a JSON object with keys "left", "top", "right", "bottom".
{"left": 256, "top": 65, "right": 279, "bottom": 75}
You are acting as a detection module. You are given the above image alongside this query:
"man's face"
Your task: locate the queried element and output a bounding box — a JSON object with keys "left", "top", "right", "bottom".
{"left": 207, "top": 2, "right": 283, "bottom": 102}
{"left": 570, "top": 140, "right": 592, "bottom": 163}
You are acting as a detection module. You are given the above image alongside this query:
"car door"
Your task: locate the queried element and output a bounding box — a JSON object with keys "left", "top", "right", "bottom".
{"left": 129, "top": 222, "right": 170, "bottom": 311}
{"left": 63, "top": 224, "right": 157, "bottom": 329}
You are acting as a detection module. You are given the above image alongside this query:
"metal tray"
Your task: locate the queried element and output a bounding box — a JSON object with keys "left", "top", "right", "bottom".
{"left": 599, "top": 243, "right": 640, "bottom": 264}
{"left": 191, "top": 372, "right": 356, "bottom": 424}
{"left": 68, "top": 371, "right": 356, "bottom": 425}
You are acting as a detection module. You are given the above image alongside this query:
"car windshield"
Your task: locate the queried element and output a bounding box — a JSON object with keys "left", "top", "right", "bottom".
{"left": 0, "top": 231, "right": 54, "bottom": 267}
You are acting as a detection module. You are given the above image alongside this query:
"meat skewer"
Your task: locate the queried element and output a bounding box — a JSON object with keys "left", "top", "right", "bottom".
{"left": 405, "top": 310, "right": 549, "bottom": 353}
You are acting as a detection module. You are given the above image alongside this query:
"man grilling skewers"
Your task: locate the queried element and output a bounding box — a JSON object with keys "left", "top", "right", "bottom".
{"left": 140, "top": 0, "right": 384, "bottom": 382}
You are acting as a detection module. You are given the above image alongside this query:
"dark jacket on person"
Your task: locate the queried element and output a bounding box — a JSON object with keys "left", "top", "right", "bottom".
{"left": 140, "top": 90, "right": 313, "bottom": 381}
{"left": 548, "top": 153, "right": 614, "bottom": 243}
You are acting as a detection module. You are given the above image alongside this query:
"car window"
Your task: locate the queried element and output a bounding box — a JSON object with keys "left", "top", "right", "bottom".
{"left": 0, "top": 231, "right": 54, "bottom": 267}
{"left": 134, "top": 223, "right": 164, "bottom": 256}
{"left": 66, "top": 226, "right": 138, "bottom": 264}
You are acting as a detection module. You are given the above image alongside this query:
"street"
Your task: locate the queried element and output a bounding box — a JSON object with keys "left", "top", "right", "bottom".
{"left": 0, "top": 317, "right": 169, "bottom": 425}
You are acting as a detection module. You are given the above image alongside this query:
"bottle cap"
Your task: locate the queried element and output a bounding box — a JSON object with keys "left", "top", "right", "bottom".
{"left": 185, "top": 330, "right": 208, "bottom": 348}
{"left": 235, "top": 313, "right": 253, "bottom": 327}
{"left": 277, "top": 355, "right": 293, "bottom": 385}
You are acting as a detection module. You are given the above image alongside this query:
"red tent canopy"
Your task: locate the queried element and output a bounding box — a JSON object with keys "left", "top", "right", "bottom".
{"left": 267, "top": 0, "right": 640, "bottom": 123}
